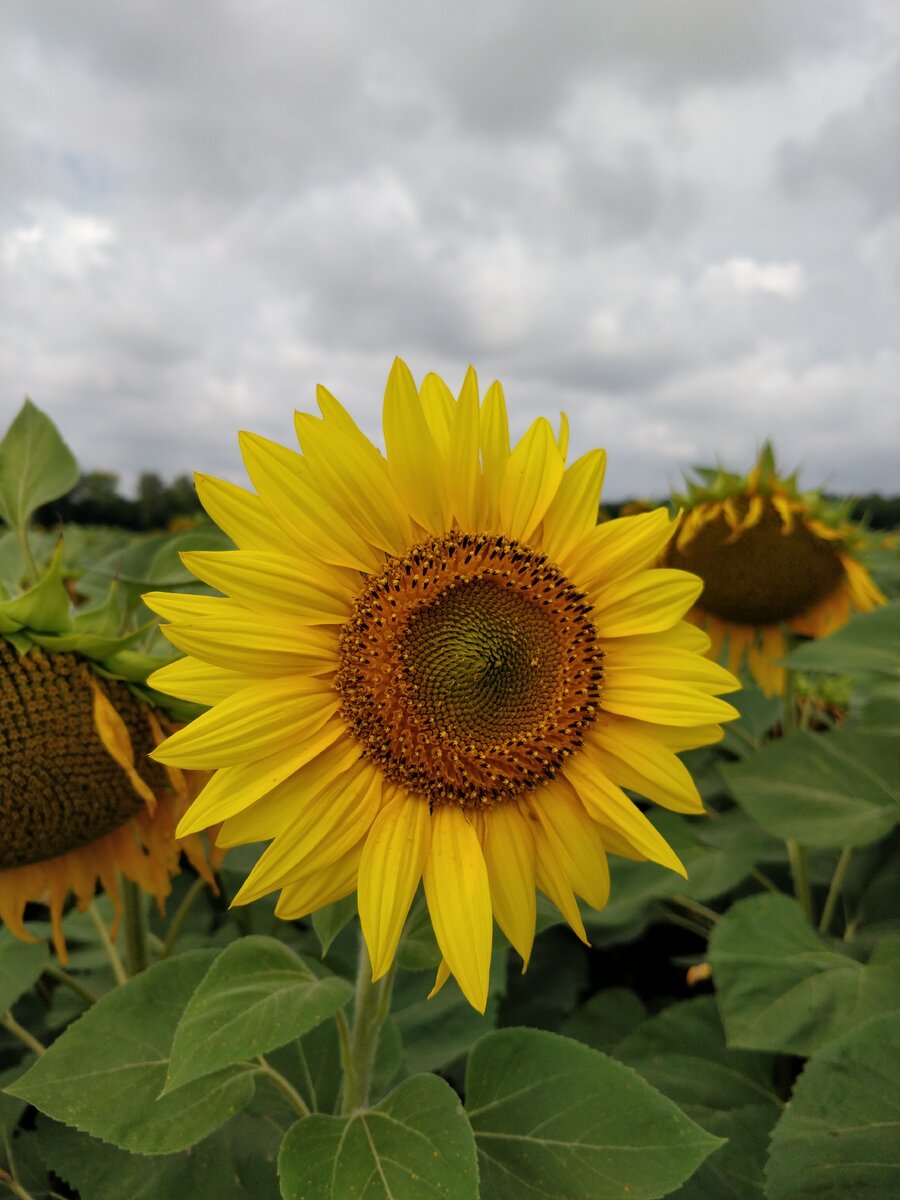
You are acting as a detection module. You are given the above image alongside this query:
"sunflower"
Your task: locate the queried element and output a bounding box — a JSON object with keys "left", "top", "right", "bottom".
{"left": 146, "top": 359, "right": 739, "bottom": 1012}
{"left": 0, "top": 550, "right": 217, "bottom": 961}
{"left": 663, "top": 444, "right": 886, "bottom": 696}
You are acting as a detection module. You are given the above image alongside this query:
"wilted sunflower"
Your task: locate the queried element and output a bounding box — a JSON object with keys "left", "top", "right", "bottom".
{"left": 663, "top": 445, "right": 886, "bottom": 697}
{"left": 0, "top": 550, "right": 217, "bottom": 960}
{"left": 147, "top": 359, "right": 739, "bottom": 1011}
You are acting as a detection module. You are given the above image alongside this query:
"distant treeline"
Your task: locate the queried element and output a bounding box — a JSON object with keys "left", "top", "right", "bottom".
{"left": 32, "top": 471, "right": 204, "bottom": 531}
{"left": 14, "top": 470, "right": 900, "bottom": 532}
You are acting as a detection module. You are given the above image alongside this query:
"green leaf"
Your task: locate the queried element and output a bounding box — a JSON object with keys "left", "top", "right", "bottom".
{"left": 560, "top": 987, "right": 647, "bottom": 1054}
{"left": 278, "top": 1074, "right": 479, "bottom": 1200}
{"left": 782, "top": 601, "right": 900, "bottom": 679}
{"left": 709, "top": 894, "right": 900, "bottom": 1054}
{"left": 0, "top": 545, "right": 72, "bottom": 634}
{"left": 720, "top": 685, "right": 782, "bottom": 758}
{"left": 0, "top": 931, "right": 49, "bottom": 1013}
{"left": 311, "top": 896, "right": 358, "bottom": 957}
{"left": 724, "top": 729, "right": 900, "bottom": 848}
{"left": 465, "top": 1028, "right": 723, "bottom": 1200}
{"left": 613, "top": 995, "right": 780, "bottom": 1197}
{"left": 166, "top": 936, "right": 352, "bottom": 1091}
{"left": 39, "top": 1101, "right": 288, "bottom": 1200}
{"left": 6, "top": 951, "right": 255, "bottom": 1154}
{"left": 861, "top": 680, "right": 900, "bottom": 734}
{"left": 0, "top": 399, "right": 79, "bottom": 531}
{"left": 766, "top": 1012, "right": 900, "bottom": 1199}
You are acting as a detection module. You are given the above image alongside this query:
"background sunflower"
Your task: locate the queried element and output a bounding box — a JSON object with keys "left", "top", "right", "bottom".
{"left": 663, "top": 443, "right": 886, "bottom": 696}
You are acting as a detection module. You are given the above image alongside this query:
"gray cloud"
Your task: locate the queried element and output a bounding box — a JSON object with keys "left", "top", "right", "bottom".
{"left": 1, "top": 0, "right": 898, "bottom": 502}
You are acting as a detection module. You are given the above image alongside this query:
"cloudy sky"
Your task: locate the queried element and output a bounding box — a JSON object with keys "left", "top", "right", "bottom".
{"left": 2, "top": 0, "right": 898, "bottom": 500}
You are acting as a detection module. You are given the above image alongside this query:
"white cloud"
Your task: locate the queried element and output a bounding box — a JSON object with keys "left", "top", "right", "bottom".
{"left": 701, "top": 258, "right": 806, "bottom": 297}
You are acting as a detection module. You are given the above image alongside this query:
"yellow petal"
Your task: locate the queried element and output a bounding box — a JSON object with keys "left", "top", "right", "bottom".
{"left": 530, "top": 812, "right": 589, "bottom": 944}
{"left": 479, "top": 380, "right": 510, "bottom": 529}
{"left": 591, "top": 569, "right": 703, "bottom": 637}
{"left": 295, "top": 412, "right": 412, "bottom": 555}
{"left": 481, "top": 801, "right": 536, "bottom": 967}
{"left": 383, "top": 358, "right": 450, "bottom": 533}
{"left": 88, "top": 677, "right": 155, "bottom": 808}
{"left": 358, "top": 791, "right": 431, "bottom": 980}
{"left": 427, "top": 958, "right": 452, "bottom": 1000}
{"left": 316, "top": 385, "right": 383, "bottom": 461}
{"left": 602, "top": 620, "right": 711, "bottom": 655}
{"left": 447, "top": 367, "right": 480, "bottom": 529}
{"left": 601, "top": 674, "right": 739, "bottom": 726}
{"left": 419, "top": 373, "right": 455, "bottom": 455}
{"left": 652, "top": 723, "right": 724, "bottom": 752}
{"left": 150, "top": 676, "right": 337, "bottom": 769}
{"left": 240, "top": 431, "right": 382, "bottom": 572}
{"left": 563, "top": 508, "right": 676, "bottom": 588}
{"left": 233, "top": 763, "right": 382, "bottom": 902}
{"left": 603, "top": 644, "right": 740, "bottom": 695}
{"left": 529, "top": 782, "right": 610, "bottom": 910}
{"left": 180, "top": 550, "right": 356, "bottom": 624}
{"left": 539, "top": 449, "right": 607, "bottom": 564}
{"left": 158, "top": 611, "right": 338, "bottom": 677}
{"left": 500, "top": 417, "right": 564, "bottom": 543}
{"left": 564, "top": 745, "right": 686, "bottom": 877}
{"left": 274, "top": 840, "right": 364, "bottom": 919}
{"left": 423, "top": 806, "right": 492, "bottom": 1013}
{"left": 216, "top": 737, "right": 362, "bottom": 845}
{"left": 147, "top": 657, "right": 254, "bottom": 706}
{"left": 194, "top": 474, "right": 286, "bottom": 552}
{"left": 176, "top": 718, "right": 346, "bottom": 836}
{"left": 589, "top": 717, "right": 704, "bottom": 814}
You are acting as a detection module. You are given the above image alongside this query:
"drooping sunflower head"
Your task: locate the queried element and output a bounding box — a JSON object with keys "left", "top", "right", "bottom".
{"left": 147, "top": 359, "right": 740, "bottom": 1011}
{"left": 0, "top": 548, "right": 218, "bottom": 960}
{"left": 663, "top": 443, "right": 886, "bottom": 695}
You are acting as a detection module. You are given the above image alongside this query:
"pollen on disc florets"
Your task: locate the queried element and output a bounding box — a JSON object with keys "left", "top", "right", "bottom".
{"left": 0, "top": 641, "right": 168, "bottom": 868}
{"left": 336, "top": 533, "right": 603, "bottom": 808}
{"left": 665, "top": 497, "right": 846, "bottom": 625}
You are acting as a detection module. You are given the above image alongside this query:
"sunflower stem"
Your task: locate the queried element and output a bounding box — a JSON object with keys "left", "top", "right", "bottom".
{"left": 161, "top": 876, "right": 207, "bottom": 958}
{"left": 41, "top": 964, "right": 99, "bottom": 1006}
{"left": 0, "top": 1168, "right": 38, "bottom": 1200}
{"left": 14, "top": 523, "right": 40, "bottom": 590}
{"left": 1, "top": 1012, "right": 46, "bottom": 1057}
{"left": 819, "top": 847, "right": 853, "bottom": 934}
{"left": 340, "top": 934, "right": 395, "bottom": 1114}
{"left": 787, "top": 840, "right": 813, "bottom": 924}
{"left": 253, "top": 1056, "right": 311, "bottom": 1118}
{"left": 87, "top": 902, "right": 129, "bottom": 985}
{"left": 122, "top": 878, "right": 149, "bottom": 975}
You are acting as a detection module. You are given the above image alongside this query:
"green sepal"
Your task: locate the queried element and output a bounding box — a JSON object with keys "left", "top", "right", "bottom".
{"left": 29, "top": 620, "right": 156, "bottom": 660}
{"left": 72, "top": 581, "right": 125, "bottom": 636}
{"left": 0, "top": 543, "right": 72, "bottom": 634}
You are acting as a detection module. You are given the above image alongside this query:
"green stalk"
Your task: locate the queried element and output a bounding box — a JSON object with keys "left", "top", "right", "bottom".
{"left": 819, "top": 847, "right": 853, "bottom": 933}
{"left": 41, "top": 963, "right": 99, "bottom": 1005}
{"left": 14, "top": 524, "right": 39, "bottom": 590}
{"left": 254, "top": 1056, "right": 311, "bottom": 1118}
{"left": 122, "top": 878, "right": 149, "bottom": 975}
{"left": 161, "top": 876, "right": 207, "bottom": 958}
{"left": 87, "top": 901, "right": 128, "bottom": 985}
{"left": 1, "top": 1012, "right": 45, "bottom": 1057}
{"left": 783, "top": 669, "right": 813, "bottom": 923}
{"left": 340, "top": 935, "right": 396, "bottom": 1114}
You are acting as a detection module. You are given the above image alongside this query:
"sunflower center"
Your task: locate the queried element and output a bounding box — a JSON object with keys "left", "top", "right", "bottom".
{"left": 665, "top": 499, "right": 847, "bottom": 625}
{"left": 336, "top": 533, "right": 602, "bottom": 807}
{"left": 0, "top": 642, "right": 167, "bottom": 868}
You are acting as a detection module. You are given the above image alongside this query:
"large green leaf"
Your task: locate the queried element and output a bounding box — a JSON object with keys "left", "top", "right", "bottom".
{"left": 0, "top": 399, "right": 79, "bottom": 532}
{"left": 614, "top": 998, "right": 779, "bottom": 1200}
{"left": 766, "top": 1012, "right": 900, "bottom": 1199}
{"left": 0, "top": 931, "right": 48, "bottom": 1014}
{"left": 5, "top": 951, "right": 255, "bottom": 1154}
{"left": 277, "top": 1074, "right": 478, "bottom": 1200}
{"left": 709, "top": 894, "right": 900, "bottom": 1054}
{"left": 165, "top": 936, "right": 352, "bottom": 1091}
{"left": 465, "top": 1028, "right": 722, "bottom": 1200}
{"left": 724, "top": 729, "right": 900, "bottom": 848}
{"left": 38, "top": 1106, "right": 286, "bottom": 1200}
{"left": 782, "top": 601, "right": 900, "bottom": 679}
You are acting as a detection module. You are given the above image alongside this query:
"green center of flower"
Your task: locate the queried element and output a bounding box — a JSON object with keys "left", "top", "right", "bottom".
{"left": 0, "top": 642, "right": 166, "bottom": 869}
{"left": 665, "top": 499, "right": 847, "bottom": 625}
{"left": 337, "top": 533, "right": 602, "bottom": 807}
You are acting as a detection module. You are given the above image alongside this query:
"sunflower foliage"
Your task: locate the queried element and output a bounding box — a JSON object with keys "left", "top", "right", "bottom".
{"left": 1, "top": 395, "right": 899, "bottom": 1200}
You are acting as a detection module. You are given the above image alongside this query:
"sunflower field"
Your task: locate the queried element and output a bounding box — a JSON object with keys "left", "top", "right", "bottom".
{"left": 1, "top": 379, "right": 898, "bottom": 1200}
